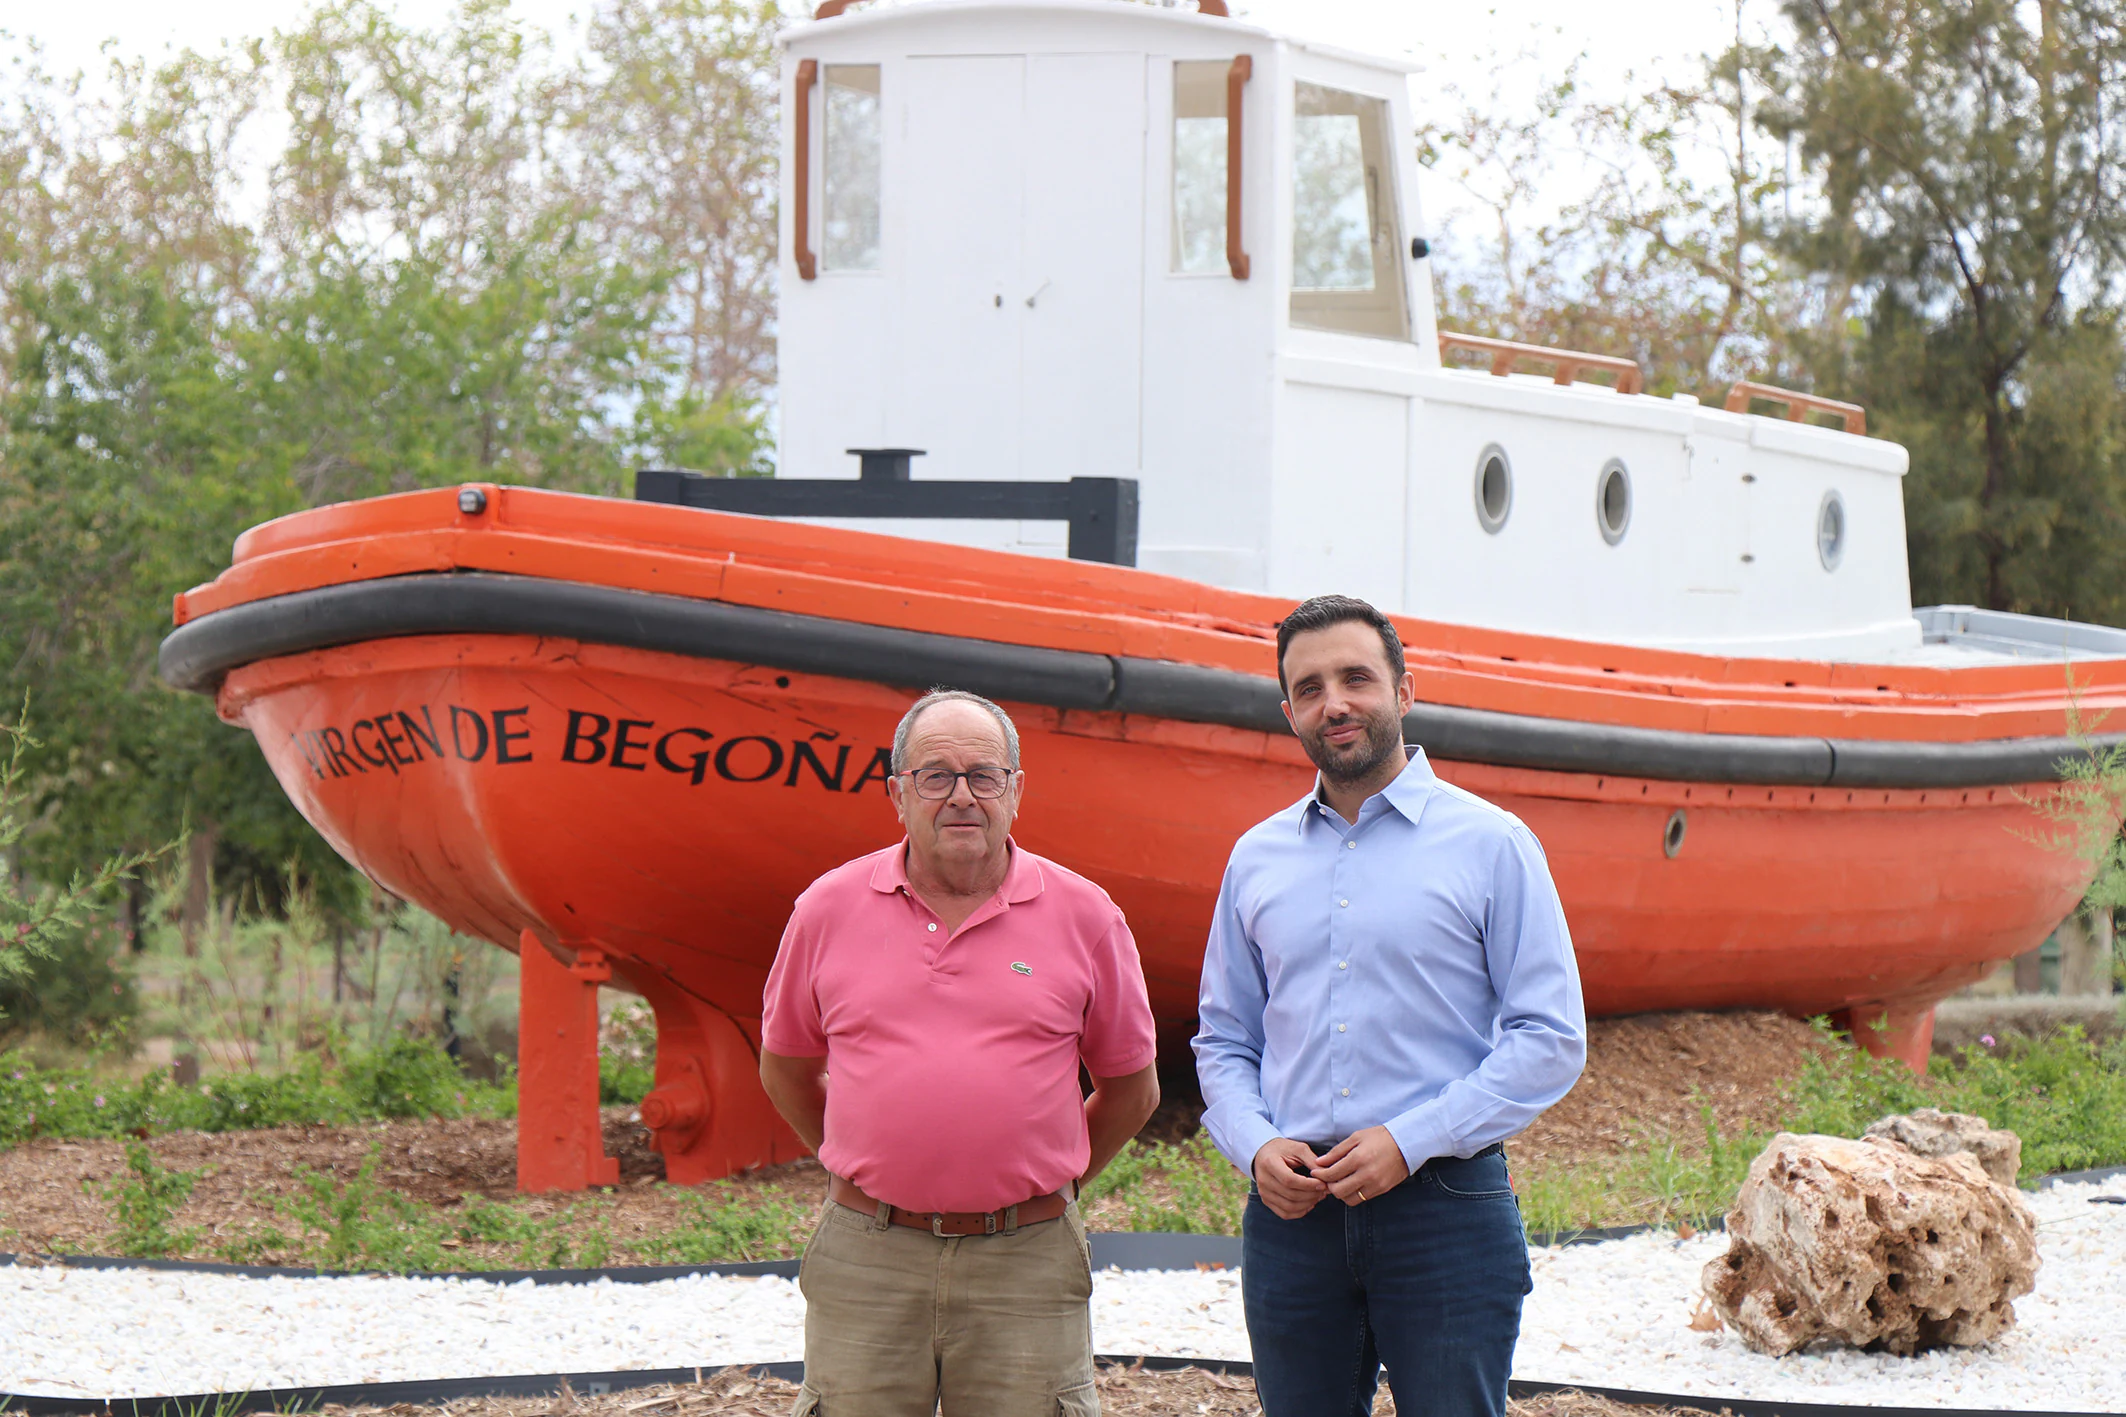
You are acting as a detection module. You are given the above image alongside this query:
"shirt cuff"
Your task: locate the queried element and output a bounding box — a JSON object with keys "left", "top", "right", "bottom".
{"left": 1211, "top": 1108, "right": 1284, "bottom": 1179}
{"left": 1384, "top": 1103, "right": 1457, "bottom": 1178}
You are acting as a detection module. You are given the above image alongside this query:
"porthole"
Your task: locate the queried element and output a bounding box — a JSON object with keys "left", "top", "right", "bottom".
{"left": 1818, "top": 490, "right": 1846, "bottom": 571}
{"left": 1596, "top": 458, "right": 1631, "bottom": 545}
{"left": 1663, "top": 809, "right": 1687, "bottom": 859}
{"left": 1474, "top": 444, "right": 1513, "bottom": 534}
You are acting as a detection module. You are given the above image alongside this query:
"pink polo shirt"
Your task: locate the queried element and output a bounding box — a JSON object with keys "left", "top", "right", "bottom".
{"left": 761, "top": 839, "right": 1158, "bottom": 1213}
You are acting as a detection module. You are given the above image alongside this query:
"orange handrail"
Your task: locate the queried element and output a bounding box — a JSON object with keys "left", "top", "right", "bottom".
{"left": 1197, "top": 0, "right": 1230, "bottom": 15}
{"left": 813, "top": 0, "right": 866, "bottom": 17}
{"left": 1438, "top": 331, "right": 1643, "bottom": 395}
{"left": 1226, "top": 55, "right": 1251, "bottom": 281}
{"left": 1725, "top": 380, "right": 1866, "bottom": 436}
{"left": 793, "top": 60, "right": 818, "bottom": 281}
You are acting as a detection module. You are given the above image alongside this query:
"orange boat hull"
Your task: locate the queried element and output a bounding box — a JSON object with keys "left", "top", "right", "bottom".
{"left": 217, "top": 632, "right": 2085, "bottom": 1183}
{"left": 165, "top": 487, "right": 2121, "bottom": 1187}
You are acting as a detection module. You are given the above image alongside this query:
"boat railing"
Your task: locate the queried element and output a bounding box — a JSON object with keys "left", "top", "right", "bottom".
{"left": 1436, "top": 330, "right": 1645, "bottom": 395}
{"left": 1724, "top": 380, "right": 1867, "bottom": 436}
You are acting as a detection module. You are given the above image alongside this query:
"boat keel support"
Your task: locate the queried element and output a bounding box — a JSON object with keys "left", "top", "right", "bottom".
{"left": 1837, "top": 1000, "right": 1938, "bottom": 1075}
{"left": 516, "top": 931, "right": 621, "bottom": 1193}
{"left": 632, "top": 976, "right": 807, "bottom": 1186}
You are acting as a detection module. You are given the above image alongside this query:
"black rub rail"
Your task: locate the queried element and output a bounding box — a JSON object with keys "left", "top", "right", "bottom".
{"left": 157, "top": 573, "right": 2126, "bottom": 790}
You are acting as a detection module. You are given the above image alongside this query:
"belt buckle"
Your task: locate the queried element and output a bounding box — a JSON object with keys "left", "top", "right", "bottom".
{"left": 930, "top": 1213, "right": 947, "bottom": 1237}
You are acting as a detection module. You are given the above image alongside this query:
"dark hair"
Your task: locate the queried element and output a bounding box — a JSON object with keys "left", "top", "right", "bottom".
{"left": 1275, "top": 594, "right": 1406, "bottom": 694}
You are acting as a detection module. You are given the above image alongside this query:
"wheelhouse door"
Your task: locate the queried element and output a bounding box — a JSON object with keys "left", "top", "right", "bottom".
{"left": 892, "top": 55, "right": 1028, "bottom": 480}
{"left": 1019, "top": 53, "right": 1146, "bottom": 487}
{"left": 889, "top": 53, "right": 1146, "bottom": 496}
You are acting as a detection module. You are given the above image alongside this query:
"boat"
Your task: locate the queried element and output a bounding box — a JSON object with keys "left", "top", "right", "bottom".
{"left": 161, "top": 0, "right": 2126, "bottom": 1190}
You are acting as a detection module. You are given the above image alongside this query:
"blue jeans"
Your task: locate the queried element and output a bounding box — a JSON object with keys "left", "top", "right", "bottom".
{"left": 1241, "top": 1147, "right": 1531, "bottom": 1417}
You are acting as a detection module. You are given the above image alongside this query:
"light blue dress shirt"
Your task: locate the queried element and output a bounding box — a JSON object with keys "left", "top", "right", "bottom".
{"left": 1193, "top": 747, "right": 1587, "bottom": 1177}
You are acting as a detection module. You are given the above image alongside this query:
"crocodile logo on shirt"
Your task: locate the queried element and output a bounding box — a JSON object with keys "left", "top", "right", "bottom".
{"left": 1010, "top": 961, "right": 1033, "bottom": 976}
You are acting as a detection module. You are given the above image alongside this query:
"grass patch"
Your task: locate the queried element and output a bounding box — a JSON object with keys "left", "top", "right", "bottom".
{"left": 204, "top": 1151, "right": 626, "bottom": 1272}
{"left": 191, "top": 1158, "right": 815, "bottom": 1273}
{"left": 1787, "top": 1025, "right": 2126, "bottom": 1177}
{"left": 1084, "top": 1134, "right": 1249, "bottom": 1234}
{"left": 0, "top": 1036, "right": 514, "bottom": 1148}
{"left": 636, "top": 1185, "right": 817, "bottom": 1264}
{"left": 1517, "top": 1107, "right": 1764, "bottom": 1236}
{"left": 1520, "top": 1021, "right": 2126, "bottom": 1233}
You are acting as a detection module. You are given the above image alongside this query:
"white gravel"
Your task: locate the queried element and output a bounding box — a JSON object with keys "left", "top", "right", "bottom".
{"left": 1516, "top": 1175, "right": 2126, "bottom": 1413}
{"left": 3, "top": 1177, "right": 2120, "bottom": 1408}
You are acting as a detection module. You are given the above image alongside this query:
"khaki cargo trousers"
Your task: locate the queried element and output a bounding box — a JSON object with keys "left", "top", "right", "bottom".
{"left": 792, "top": 1197, "right": 1100, "bottom": 1417}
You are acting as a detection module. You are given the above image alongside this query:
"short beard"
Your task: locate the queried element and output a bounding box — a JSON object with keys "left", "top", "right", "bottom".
{"left": 1298, "top": 702, "right": 1404, "bottom": 786}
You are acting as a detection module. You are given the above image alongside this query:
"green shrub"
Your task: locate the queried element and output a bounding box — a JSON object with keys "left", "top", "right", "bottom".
{"left": 1517, "top": 1021, "right": 2126, "bottom": 1233}
{"left": 0, "top": 1036, "right": 513, "bottom": 1149}
{"left": 185, "top": 1056, "right": 358, "bottom": 1131}
{"left": 599, "top": 1002, "right": 657, "bottom": 1106}
{"left": 276, "top": 1150, "right": 455, "bottom": 1272}
{"left": 1785, "top": 1025, "right": 2126, "bottom": 1178}
{"left": 340, "top": 1036, "right": 479, "bottom": 1120}
{"left": 0, "top": 920, "right": 140, "bottom": 1049}
{"left": 95, "top": 1142, "right": 202, "bottom": 1258}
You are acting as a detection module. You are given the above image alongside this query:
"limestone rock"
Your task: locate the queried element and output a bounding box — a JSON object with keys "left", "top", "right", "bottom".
{"left": 1864, "top": 1108, "right": 2022, "bottom": 1187}
{"left": 1701, "top": 1132, "right": 2038, "bottom": 1356}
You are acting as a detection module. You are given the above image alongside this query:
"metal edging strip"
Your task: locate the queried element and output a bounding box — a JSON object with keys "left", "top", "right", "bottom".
{"left": 3, "top": 1360, "right": 2118, "bottom": 1417}
{"left": 157, "top": 573, "right": 2126, "bottom": 790}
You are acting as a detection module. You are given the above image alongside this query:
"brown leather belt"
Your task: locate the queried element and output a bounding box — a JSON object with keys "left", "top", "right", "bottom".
{"left": 828, "top": 1174, "right": 1071, "bottom": 1237}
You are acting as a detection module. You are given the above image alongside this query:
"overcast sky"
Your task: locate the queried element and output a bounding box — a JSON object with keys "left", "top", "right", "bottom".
{"left": 8, "top": 0, "right": 1752, "bottom": 249}
{"left": 13, "top": 0, "right": 1743, "bottom": 109}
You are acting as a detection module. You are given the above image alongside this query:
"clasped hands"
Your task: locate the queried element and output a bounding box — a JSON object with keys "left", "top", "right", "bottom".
{"left": 1251, "top": 1126, "right": 1410, "bottom": 1220}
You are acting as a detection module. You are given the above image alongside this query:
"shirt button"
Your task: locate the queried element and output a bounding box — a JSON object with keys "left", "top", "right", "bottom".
{"left": 926, "top": 923, "right": 938, "bottom": 933}
{"left": 1338, "top": 1023, "right": 1347, "bottom": 1033}
{"left": 1338, "top": 961, "right": 1347, "bottom": 970}
{"left": 1339, "top": 899, "right": 1349, "bottom": 908}
{"left": 1340, "top": 1088, "right": 1351, "bottom": 1097}
{"left": 1346, "top": 840, "right": 1356, "bottom": 849}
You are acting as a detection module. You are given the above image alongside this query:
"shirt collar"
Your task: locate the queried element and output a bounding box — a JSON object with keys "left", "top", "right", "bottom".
{"left": 1299, "top": 745, "right": 1437, "bottom": 835}
{"left": 869, "top": 837, "right": 1044, "bottom": 905}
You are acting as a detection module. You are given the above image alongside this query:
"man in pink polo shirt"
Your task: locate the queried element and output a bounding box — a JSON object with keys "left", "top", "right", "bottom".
{"left": 761, "top": 688, "right": 1160, "bottom": 1417}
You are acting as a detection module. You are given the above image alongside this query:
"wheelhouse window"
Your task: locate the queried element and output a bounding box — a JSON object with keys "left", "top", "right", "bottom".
{"left": 822, "top": 64, "right": 881, "bottom": 271}
{"left": 1171, "top": 61, "right": 1229, "bottom": 274}
{"left": 1289, "top": 82, "right": 1408, "bottom": 339}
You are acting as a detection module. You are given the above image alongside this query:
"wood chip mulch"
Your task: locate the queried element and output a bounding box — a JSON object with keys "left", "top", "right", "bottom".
{"left": 1509, "top": 1010, "right": 1831, "bottom": 1174}
{"left": 318, "top": 1367, "right": 1709, "bottom": 1417}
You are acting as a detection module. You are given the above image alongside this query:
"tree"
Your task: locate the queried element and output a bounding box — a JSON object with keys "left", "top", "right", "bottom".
{"left": 0, "top": 707, "right": 157, "bottom": 1008}
{"left": 0, "top": 1, "right": 785, "bottom": 920}
{"left": 1750, "top": 0, "right": 2126, "bottom": 617}
{"left": 1417, "top": 49, "right": 1814, "bottom": 397}
{"left": 576, "top": 0, "right": 786, "bottom": 406}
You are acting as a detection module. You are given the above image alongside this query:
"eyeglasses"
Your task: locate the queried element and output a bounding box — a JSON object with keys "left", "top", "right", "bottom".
{"left": 900, "top": 767, "right": 1014, "bottom": 800}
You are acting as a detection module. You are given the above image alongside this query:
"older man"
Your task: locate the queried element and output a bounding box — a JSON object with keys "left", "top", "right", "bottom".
{"left": 761, "top": 688, "right": 1160, "bottom": 1417}
{"left": 1194, "top": 595, "right": 1587, "bottom": 1417}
